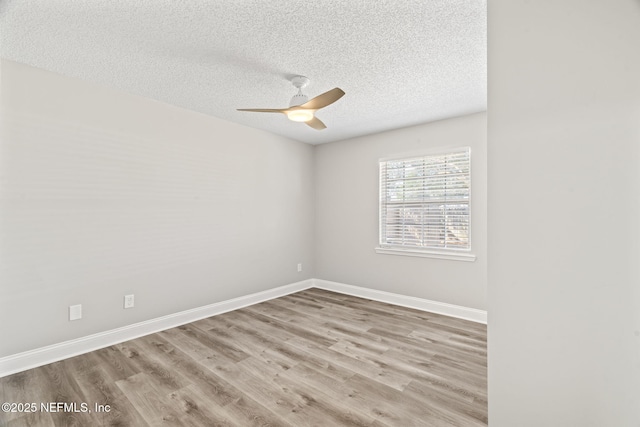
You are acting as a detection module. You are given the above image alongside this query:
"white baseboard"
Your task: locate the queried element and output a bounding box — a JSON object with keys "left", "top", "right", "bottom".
{"left": 0, "top": 279, "right": 313, "bottom": 378}
{"left": 312, "top": 279, "right": 487, "bottom": 324}
{"left": 0, "top": 278, "right": 486, "bottom": 378}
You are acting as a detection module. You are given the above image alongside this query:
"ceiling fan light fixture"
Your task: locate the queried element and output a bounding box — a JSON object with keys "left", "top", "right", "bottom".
{"left": 286, "top": 109, "right": 314, "bottom": 122}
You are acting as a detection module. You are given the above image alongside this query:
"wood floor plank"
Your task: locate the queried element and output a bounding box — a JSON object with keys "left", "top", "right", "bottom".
{"left": 384, "top": 349, "right": 487, "bottom": 393}
{"left": 269, "top": 369, "right": 377, "bottom": 427}
{"left": 285, "top": 336, "right": 414, "bottom": 391}
{"left": 92, "top": 345, "right": 140, "bottom": 381}
{"left": 280, "top": 361, "right": 416, "bottom": 426}
{"left": 167, "top": 384, "right": 237, "bottom": 427}
{"left": 135, "top": 332, "right": 301, "bottom": 427}
{"left": 220, "top": 395, "right": 296, "bottom": 427}
{"left": 206, "top": 356, "right": 301, "bottom": 417}
{"left": 266, "top": 342, "right": 357, "bottom": 383}
{"left": 369, "top": 326, "right": 487, "bottom": 368}
{"left": 344, "top": 373, "right": 474, "bottom": 427}
{"left": 404, "top": 380, "right": 488, "bottom": 425}
{"left": 66, "top": 354, "right": 149, "bottom": 427}
{"left": 204, "top": 309, "right": 299, "bottom": 348}
{"left": 267, "top": 297, "right": 373, "bottom": 333}
{"left": 114, "top": 340, "right": 191, "bottom": 396}
{"left": 298, "top": 289, "right": 442, "bottom": 329}
{"left": 4, "top": 411, "right": 56, "bottom": 427}
{"left": 171, "top": 323, "right": 250, "bottom": 364}
{"left": 115, "top": 372, "right": 183, "bottom": 426}
{"left": 132, "top": 334, "right": 242, "bottom": 408}
{"left": 0, "top": 369, "right": 48, "bottom": 426}
{"left": 37, "top": 361, "right": 103, "bottom": 427}
{"left": 157, "top": 327, "right": 224, "bottom": 362}
{"left": 193, "top": 315, "right": 302, "bottom": 374}
{"left": 0, "top": 289, "right": 487, "bottom": 426}
{"left": 242, "top": 306, "right": 339, "bottom": 348}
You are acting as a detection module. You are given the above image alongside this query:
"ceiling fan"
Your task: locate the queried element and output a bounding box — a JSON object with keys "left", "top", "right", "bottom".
{"left": 237, "top": 76, "right": 345, "bottom": 130}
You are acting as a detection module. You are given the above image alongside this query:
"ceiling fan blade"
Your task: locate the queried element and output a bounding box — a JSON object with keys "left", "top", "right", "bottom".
{"left": 306, "top": 116, "right": 327, "bottom": 130}
{"left": 237, "top": 108, "right": 286, "bottom": 113}
{"left": 299, "top": 88, "right": 345, "bottom": 110}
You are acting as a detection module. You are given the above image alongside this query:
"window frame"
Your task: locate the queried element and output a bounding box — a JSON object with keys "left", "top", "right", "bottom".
{"left": 376, "top": 147, "right": 476, "bottom": 262}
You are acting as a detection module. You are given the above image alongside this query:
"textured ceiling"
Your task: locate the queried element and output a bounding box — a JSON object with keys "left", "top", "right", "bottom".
{"left": 0, "top": 0, "right": 486, "bottom": 145}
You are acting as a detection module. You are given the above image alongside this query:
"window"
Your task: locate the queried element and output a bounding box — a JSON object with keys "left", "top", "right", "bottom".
{"left": 377, "top": 148, "right": 475, "bottom": 261}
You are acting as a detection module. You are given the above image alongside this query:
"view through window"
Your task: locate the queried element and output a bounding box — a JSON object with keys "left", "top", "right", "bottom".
{"left": 379, "top": 148, "right": 471, "bottom": 252}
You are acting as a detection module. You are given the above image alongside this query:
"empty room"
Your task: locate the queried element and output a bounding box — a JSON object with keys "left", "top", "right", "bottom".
{"left": 1, "top": 1, "right": 638, "bottom": 426}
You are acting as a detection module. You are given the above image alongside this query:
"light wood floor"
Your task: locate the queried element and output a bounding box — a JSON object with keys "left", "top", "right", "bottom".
{"left": 0, "top": 289, "right": 487, "bottom": 426}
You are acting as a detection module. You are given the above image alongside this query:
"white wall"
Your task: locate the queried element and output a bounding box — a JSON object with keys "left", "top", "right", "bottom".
{"left": 488, "top": 1, "right": 640, "bottom": 425}
{"left": 315, "top": 113, "right": 487, "bottom": 310}
{"left": 0, "top": 60, "right": 315, "bottom": 357}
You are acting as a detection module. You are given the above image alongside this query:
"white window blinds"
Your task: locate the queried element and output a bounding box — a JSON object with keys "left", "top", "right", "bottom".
{"left": 379, "top": 148, "right": 471, "bottom": 251}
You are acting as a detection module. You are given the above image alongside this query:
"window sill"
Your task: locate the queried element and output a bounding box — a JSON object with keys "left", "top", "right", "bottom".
{"left": 375, "top": 247, "right": 476, "bottom": 262}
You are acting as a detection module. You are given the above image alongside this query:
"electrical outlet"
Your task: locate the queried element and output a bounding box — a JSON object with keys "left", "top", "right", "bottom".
{"left": 297, "top": 263, "right": 302, "bottom": 272}
{"left": 69, "top": 304, "right": 82, "bottom": 321}
{"left": 124, "top": 294, "right": 135, "bottom": 309}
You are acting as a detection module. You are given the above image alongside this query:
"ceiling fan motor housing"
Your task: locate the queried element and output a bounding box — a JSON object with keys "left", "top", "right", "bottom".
{"left": 289, "top": 76, "right": 310, "bottom": 107}
{"left": 289, "top": 93, "right": 309, "bottom": 107}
